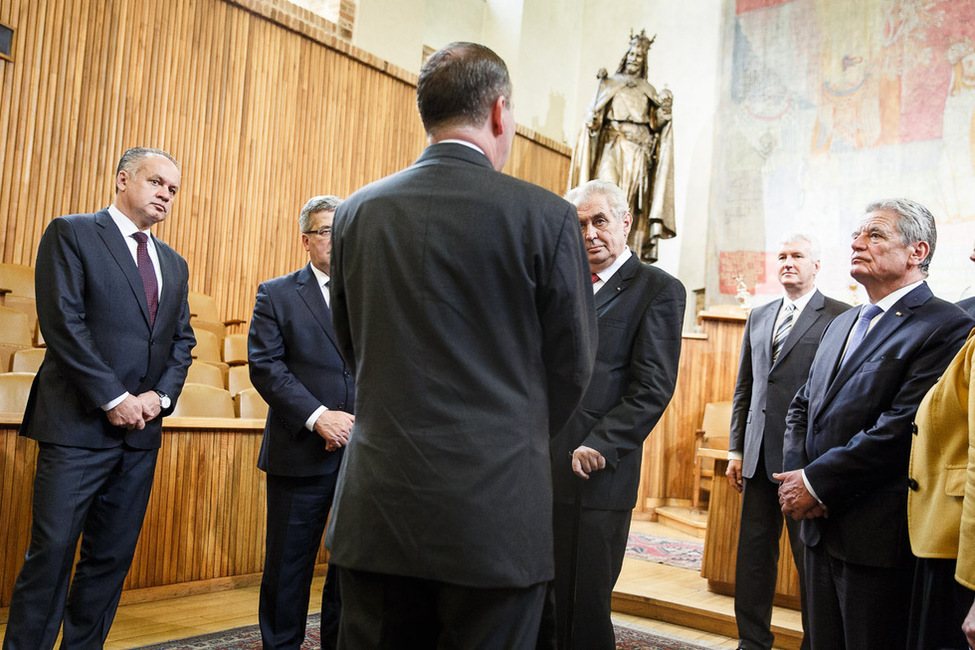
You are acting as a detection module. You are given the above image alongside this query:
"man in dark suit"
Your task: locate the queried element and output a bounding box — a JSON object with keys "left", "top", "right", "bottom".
{"left": 544, "top": 180, "right": 684, "bottom": 649}
{"left": 3, "top": 147, "right": 195, "bottom": 649}
{"left": 776, "top": 198, "right": 975, "bottom": 649}
{"left": 249, "top": 195, "right": 354, "bottom": 649}
{"left": 324, "top": 42, "right": 597, "bottom": 648}
{"left": 726, "top": 234, "right": 848, "bottom": 650}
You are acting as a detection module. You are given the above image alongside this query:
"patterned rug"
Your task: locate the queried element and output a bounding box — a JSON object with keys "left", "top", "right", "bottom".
{"left": 136, "top": 614, "right": 712, "bottom": 649}
{"left": 624, "top": 531, "right": 704, "bottom": 571}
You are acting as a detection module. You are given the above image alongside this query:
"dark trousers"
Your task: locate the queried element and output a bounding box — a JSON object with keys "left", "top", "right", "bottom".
{"left": 804, "top": 541, "right": 914, "bottom": 650}
{"left": 260, "top": 471, "right": 340, "bottom": 650}
{"left": 907, "top": 557, "right": 975, "bottom": 649}
{"left": 734, "top": 465, "right": 809, "bottom": 650}
{"left": 3, "top": 442, "right": 158, "bottom": 650}
{"left": 337, "top": 567, "right": 546, "bottom": 650}
{"left": 538, "top": 504, "right": 630, "bottom": 650}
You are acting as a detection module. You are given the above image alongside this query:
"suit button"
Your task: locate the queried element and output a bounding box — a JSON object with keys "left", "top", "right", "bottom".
{"left": 907, "top": 478, "right": 919, "bottom": 491}
{"left": 140, "top": 376, "right": 146, "bottom": 382}
{"left": 761, "top": 408, "right": 766, "bottom": 414}
{"left": 338, "top": 403, "right": 345, "bottom": 410}
{"left": 344, "top": 371, "right": 351, "bottom": 378}
{"left": 911, "top": 422, "right": 918, "bottom": 435}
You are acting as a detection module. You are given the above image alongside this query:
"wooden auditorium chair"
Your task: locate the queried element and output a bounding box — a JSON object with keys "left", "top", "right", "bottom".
{"left": 235, "top": 387, "right": 268, "bottom": 420}
{"left": 227, "top": 365, "right": 253, "bottom": 397}
{"left": 190, "top": 328, "right": 230, "bottom": 381}
{"left": 169, "top": 383, "right": 235, "bottom": 418}
{"left": 692, "top": 400, "right": 733, "bottom": 509}
{"left": 184, "top": 361, "right": 225, "bottom": 389}
{"left": 0, "top": 263, "right": 35, "bottom": 298}
{"left": 0, "top": 307, "right": 33, "bottom": 372}
{"left": 0, "top": 372, "right": 36, "bottom": 414}
{"left": 187, "top": 291, "right": 244, "bottom": 342}
{"left": 10, "top": 348, "right": 45, "bottom": 373}
{"left": 222, "top": 333, "right": 248, "bottom": 366}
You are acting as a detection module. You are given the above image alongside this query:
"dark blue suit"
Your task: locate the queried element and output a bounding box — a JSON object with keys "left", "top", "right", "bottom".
{"left": 4, "top": 210, "right": 194, "bottom": 649}
{"left": 783, "top": 282, "right": 974, "bottom": 649}
{"left": 249, "top": 263, "right": 354, "bottom": 649}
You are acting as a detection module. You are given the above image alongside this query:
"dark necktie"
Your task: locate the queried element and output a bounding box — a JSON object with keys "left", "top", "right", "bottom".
{"left": 132, "top": 232, "right": 158, "bottom": 327}
{"left": 591, "top": 273, "right": 600, "bottom": 284}
{"left": 841, "top": 304, "right": 883, "bottom": 367}
{"left": 771, "top": 303, "right": 794, "bottom": 364}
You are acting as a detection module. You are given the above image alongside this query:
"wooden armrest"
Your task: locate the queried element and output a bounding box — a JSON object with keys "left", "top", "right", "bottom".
{"left": 223, "top": 318, "right": 246, "bottom": 326}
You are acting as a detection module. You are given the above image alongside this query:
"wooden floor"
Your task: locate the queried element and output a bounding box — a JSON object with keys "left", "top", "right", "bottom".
{"left": 0, "top": 520, "right": 802, "bottom": 649}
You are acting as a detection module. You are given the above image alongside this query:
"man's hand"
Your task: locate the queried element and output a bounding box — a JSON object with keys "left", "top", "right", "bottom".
{"left": 136, "top": 391, "right": 162, "bottom": 422}
{"left": 106, "top": 394, "right": 147, "bottom": 430}
{"left": 726, "top": 459, "right": 743, "bottom": 494}
{"left": 314, "top": 411, "right": 355, "bottom": 452}
{"left": 571, "top": 446, "right": 606, "bottom": 479}
{"left": 963, "top": 596, "right": 975, "bottom": 646}
{"left": 774, "top": 470, "right": 828, "bottom": 520}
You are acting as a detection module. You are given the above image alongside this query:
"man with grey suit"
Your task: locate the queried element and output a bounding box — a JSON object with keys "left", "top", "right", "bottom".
{"left": 3, "top": 147, "right": 195, "bottom": 649}
{"left": 324, "top": 42, "right": 597, "bottom": 648}
{"left": 726, "top": 234, "right": 848, "bottom": 650}
{"left": 248, "top": 195, "right": 354, "bottom": 649}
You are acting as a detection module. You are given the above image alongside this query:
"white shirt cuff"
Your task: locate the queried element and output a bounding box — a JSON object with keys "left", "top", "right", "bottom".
{"left": 801, "top": 469, "right": 823, "bottom": 504}
{"left": 101, "top": 392, "right": 129, "bottom": 411}
{"left": 727, "top": 450, "right": 743, "bottom": 461}
{"left": 306, "top": 405, "right": 328, "bottom": 431}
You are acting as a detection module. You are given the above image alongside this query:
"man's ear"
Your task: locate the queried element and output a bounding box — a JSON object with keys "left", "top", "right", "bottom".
{"left": 490, "top": 96, "right": 506, "bottom": 136}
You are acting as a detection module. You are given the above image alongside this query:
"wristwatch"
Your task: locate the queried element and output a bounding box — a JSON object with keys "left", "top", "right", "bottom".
{"left": 154, "top": 391, "right": 171, "bottom": 409}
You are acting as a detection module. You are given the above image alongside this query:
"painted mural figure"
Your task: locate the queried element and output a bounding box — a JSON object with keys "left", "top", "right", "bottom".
{"left": 569, "top": 29, "right": 676, "bottom": 263}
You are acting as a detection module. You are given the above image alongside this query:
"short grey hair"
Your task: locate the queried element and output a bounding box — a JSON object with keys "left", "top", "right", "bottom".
{"left": 780, "top": 233, "right": 821, "bottom": 261}
{"left": 115, "top": 147, "right": 179, "bottom": 193}
{"left": 864, "top": 198, "right": 937, "bottom": 275}
{"left": 299, "top": 195, "right": 343, "bottom": 232}
{"left": 565, "top": 180, "right": 630, "bottom": 221}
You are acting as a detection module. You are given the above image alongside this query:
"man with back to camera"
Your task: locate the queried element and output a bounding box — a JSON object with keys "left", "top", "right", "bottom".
{"left": 541, "top": 179, "right": 684, "bottom": 649}
{"left": 248, "top": 195, "right": 354, "bottom": 649}
{"left": 726, "top": 234, "right": 848, "bottom": 650}
{"left": 776, "top": 199, "right": 975, "bottom": 649}
{"left": 3, "top": 147, "right": 195, "bottom": 649}
{"left": 323, "top": 42, "right": 597, "bottom": 648}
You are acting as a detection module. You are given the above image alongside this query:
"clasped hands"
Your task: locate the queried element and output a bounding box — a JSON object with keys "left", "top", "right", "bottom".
{"left": 772, "top": 470, "right": 829, "bottom": 521}
{"left": 315, "top": 410, "right": 355, "bottom": 452}
{"left": 106, "top": 392, "right": 164, "bottom": 430}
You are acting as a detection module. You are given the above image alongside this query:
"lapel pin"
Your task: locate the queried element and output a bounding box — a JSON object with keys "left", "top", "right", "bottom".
{"left": 895, "top": 311, "right": 902, "bottom": 317}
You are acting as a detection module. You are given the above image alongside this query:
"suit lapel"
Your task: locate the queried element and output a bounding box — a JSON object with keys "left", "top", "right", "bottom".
{"left": 757, "top": 299, "right": 780, "bottom": 369}
{"left": 153, "top": 240, "right": 179, "bottom": 333}
{"left": 594, "top": 254, "right": 639, "bottom": 314}
{"left": 296, "top": 264, "right": 340, "bottom": 350}
{"left": 774, "top": 291, "right": 823, "bottom": 366}
{"left": 95, "top": 211, "right": 153, "bottom": 328}
{"left": 820, "top": 284, "right": 931, "bottom": 411}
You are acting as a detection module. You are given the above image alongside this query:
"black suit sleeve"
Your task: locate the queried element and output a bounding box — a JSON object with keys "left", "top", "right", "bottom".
{"left": 154, "top": 264, "right": 195, "bottom": 413}
{"left": 248, "top": 281, "right": 325, "bottom": 433}
{"left": 35, "top": 218, "right": 127, "bottom": 409}
{"left": 582, "top": 274, "right": 685, "bottom": 469}
{"left": 782, "top": 380, "right": 810, "bottom": 472}
{"left": 537, "top": 205, "right": 598, "bottom": 436}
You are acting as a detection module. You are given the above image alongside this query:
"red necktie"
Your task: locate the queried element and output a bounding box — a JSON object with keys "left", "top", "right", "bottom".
{"left": 591, "top": 273, "right": 600, "bottom": 284}
{"left": 133, "top": 232, "right": 158, "bottom": 327}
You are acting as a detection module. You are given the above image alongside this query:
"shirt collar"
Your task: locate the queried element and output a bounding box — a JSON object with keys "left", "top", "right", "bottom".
{"left": 108, "top": 204, "right": 150, "bottom": 238}
{"left": 308, "top": 262, "right": 330, "bottom": 287}
{"left": 436, "top": 139, "right": 486, "bottom": 156}
{"left": 784, "top": 287, "right": 817, "bottom": 314}
{"left": 593, "top": 247, "right": 633, "bottom": 284}
{"left": 873, "top": 279, "right": 924, "bottom": 313}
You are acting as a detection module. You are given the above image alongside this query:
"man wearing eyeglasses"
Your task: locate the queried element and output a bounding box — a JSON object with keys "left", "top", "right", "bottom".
{"left": 248, "top": 195, "right": 355, "bottom": 650}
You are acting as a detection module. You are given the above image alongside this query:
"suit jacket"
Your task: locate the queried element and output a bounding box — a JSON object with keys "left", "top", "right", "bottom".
{"left": 783, "top": 282, "right": 974, "bottom": 567}
{"left": 957, "top": 296, "right": 975, "bottom": 318}
{"left": 22, "top": 210, "right": 195, "bottom": 450}
{"left": 730, "top": 290, "right": 849, "bottom": 481}
{"left": 908, "top": 330, "right": 975, "bottom": 589}
{"left": 248, "top": 263, "right": 354, "bottom": 477}
{"left": 324, "top": 142, "right": 597, "bottom": 589}
{"left": 550, "top": 254, "right": 685, "bottom": 510}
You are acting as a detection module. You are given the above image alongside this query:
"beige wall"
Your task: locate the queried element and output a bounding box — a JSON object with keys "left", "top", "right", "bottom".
{"left": 352, "top": 0, "right": 727, "bottom": 312}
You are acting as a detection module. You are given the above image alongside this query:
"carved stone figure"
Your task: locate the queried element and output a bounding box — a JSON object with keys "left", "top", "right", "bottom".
{"left": 570, "top": 30, "right": 676, "bottom": 262}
